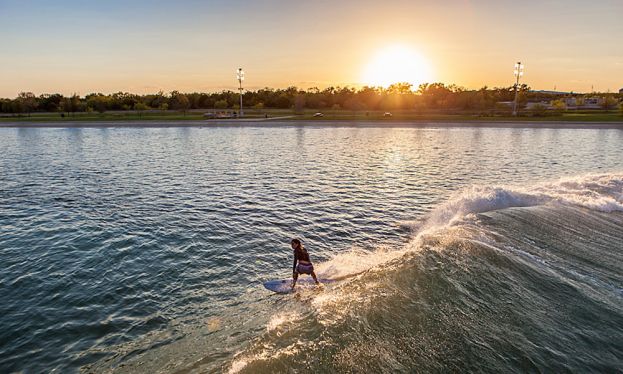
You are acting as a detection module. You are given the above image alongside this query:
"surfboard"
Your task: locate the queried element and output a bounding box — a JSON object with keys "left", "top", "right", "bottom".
{"left": 263, "top": 278, "right": 335, "bottom": 294}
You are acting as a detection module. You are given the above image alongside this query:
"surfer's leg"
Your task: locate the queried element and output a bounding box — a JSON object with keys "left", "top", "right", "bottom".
{"left": 311, "top": 271, "right": 320, "bottom": 285}
{"left": 292, "top": 272, "right": 298, "bottom": 289}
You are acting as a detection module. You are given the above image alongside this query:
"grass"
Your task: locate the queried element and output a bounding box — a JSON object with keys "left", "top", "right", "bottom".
{"left": 294, "top": 110, "right": 623, "bottom": 122}
{"left": 1, "top": 112, "right": 206, "bottom": 122}
{"left": 0, "top": 108, "right": 295, "bottom": 122}
{"left": 1, "top": 109, "right": 622, "bottom": 123}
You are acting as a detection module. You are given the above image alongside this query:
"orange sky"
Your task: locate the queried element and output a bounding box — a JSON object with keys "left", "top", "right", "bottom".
{"left": 1, "top": 0, "right": 622, "bottom": 97}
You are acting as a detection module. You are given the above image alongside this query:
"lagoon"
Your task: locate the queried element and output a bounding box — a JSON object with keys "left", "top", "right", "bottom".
{"left": 1, "top": 124, "right": 622, "bottom": 372}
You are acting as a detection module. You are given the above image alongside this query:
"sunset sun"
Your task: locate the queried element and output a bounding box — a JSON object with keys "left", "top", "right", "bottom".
{"left": 362, "top": 45, "right": 433, "bottom": 89}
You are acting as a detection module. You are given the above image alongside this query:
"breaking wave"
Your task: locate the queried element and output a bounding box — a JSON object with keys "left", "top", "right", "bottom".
{"left": 227, "top": 173, "right": 623, "bottom": 373}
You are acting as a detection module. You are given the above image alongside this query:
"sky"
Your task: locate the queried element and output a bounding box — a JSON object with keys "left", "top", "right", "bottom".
{"left": 1, "top": 0, "right": 622, "bottom": 97}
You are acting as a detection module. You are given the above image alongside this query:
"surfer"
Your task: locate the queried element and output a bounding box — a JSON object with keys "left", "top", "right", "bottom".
{"left": 291, "top": 238, "right": 320, "bottom": 290}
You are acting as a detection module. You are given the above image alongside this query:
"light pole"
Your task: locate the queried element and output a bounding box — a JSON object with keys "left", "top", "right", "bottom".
{"left": 237, "top": 68, "right": 244, "bottom": 117}
{"left": 512, "top": 61, "right": 524, "bottom": 116}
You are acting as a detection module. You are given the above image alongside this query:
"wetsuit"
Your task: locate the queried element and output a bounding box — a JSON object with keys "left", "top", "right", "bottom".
{"left": 293, "top": 247, "right": 314, "bottom": 275}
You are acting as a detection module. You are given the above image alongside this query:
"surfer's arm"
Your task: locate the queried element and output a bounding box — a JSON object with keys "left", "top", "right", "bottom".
{"left": 291, "top": 256, "right": 299, "bottom": 289}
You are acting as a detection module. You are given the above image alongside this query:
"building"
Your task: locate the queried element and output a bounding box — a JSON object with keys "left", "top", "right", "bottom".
{"left": 619, "top": 88, "right": 623, "bottom": 94}
{"left": 556, "top": 96, "right": 603, "bottom": 109}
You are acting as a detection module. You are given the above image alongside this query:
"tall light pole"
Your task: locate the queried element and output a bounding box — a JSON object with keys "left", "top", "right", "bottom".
{"left": 237, "top": 68, "right": 244, "bottom": 117}
{"left": 512, "top": 62, "right": 524, "bottom": 116}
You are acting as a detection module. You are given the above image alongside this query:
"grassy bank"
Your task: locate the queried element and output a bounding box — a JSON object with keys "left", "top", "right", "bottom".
{"left": 1, "top": 109, "right": 622, "bottom": 123}
{"left": 294, "top": 111, "right": 623, "bottom": 122}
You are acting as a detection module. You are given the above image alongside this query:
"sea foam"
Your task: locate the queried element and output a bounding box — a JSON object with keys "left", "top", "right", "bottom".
{"left": 317, "top": 173, "right": 623, "bottom": 279}
{"left": 419, "top": 172, "right": 623, "bottom": 233}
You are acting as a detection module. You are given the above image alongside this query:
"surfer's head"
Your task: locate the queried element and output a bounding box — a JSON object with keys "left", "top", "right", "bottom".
{"left": 291, "top": 238, "right": 303, "bottom": 250}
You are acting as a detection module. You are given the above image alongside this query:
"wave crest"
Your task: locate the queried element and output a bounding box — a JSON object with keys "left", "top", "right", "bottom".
{"left": 419, "top": 173, "right": 623, "bottom": 233}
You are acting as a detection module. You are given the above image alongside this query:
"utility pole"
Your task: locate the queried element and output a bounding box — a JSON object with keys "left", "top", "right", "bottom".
{"left": 237, "top": 68, "right": 244, "bottom": 117}
{"left": 512, "top": 62, "right": 524, "bottom": 116}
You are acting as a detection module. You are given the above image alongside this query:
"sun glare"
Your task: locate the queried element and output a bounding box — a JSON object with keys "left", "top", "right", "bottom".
{"left": 362, "top": 45, "right": 433, "bottom": 89}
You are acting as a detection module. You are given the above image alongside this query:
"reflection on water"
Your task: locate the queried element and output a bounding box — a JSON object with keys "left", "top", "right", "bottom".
{"left": 0, "top": 125, "right": 622, "bottom": 373}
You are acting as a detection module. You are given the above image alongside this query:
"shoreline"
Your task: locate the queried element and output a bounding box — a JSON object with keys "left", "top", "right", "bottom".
{"left": 1, "top": 119, "right": 623, "bottom": 129}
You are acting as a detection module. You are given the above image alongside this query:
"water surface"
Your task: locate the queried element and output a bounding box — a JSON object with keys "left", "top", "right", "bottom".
{"left": 1, "top": 125, "right": 622, "bottom": 372}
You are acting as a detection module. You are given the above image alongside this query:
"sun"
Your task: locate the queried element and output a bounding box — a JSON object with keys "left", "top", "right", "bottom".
{"left": 361, "top": 45, "right": 433, "bottom": 89}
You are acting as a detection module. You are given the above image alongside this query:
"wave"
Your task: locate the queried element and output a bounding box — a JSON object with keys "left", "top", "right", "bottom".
{"left": 88, "top": 173, "right": 623, "bottom": 373}
{"left": 420, "top": 172, "right": 622, "bottom": 227}
{"left": 226, "top": 173, "right": 623, "bottom": 373}
{"left": 316, "top": 173, "right": 623, "bottom": 282}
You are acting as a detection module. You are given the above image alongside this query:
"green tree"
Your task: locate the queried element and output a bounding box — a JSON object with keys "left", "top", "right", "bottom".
{"left": 60, "top": 97, "right": 71, "bottom": 115}
{"left": 38, "top": 93, "right": 64, "bottom": 112}
{"left": 214, "top": 100, "right": 228, "bottom": 109}
{"left": 10, "top": 98, "right": 24, "bottom": 114}
{"left": 275, "top": 93, "right": 291, "bottom": 109}
{"left": 86, "top": 94, "right": 109, "bottom": 113}
{"left": 602, "top": 96, "right": 618, "bottom": 110}
{"left": 418, "top": 83, "right": 453, "bottom": 109}
{"left": 356, "top": 86, "right": 382, "bottom": 110}
{"left": 110, "top": 92, "right": 138, "bottom": 110}
{"left": 294, "top": 94, "right": 305, "bottom": 114}
{"left": 550, "top": 99, "right": 566, "bottom": 113}
{"left": 345, "top": 97, "right": 367, "bottom": 112}
{"left": 387, "top": 82, "right": 413, "bottom": 94}
{"left": 60, "top": 94, "right": 81, "bottom": 116}
{"left": 134, "top": 102, "right": 149, "bottom": 117}
{"left": 17, "top": 92, "right": 37, "bottom": 116}
{"left": 145, "top": 91, "right": 167, "bottom": 109}
{"left": 0, "top": 99, "right": 11, "bottom": 113}
{"left": 170, "top": 91, "right": 190, "bottom": 115}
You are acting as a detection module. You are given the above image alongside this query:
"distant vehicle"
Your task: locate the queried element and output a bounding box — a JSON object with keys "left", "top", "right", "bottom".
{"left": 313, "top": 112, "right": 324, "bottom": 117}
{"left": 383, "top": 112, "right": 393, "bottom": 117}
{"left": 204, "top": 111, "right": 235, "bottom": 119}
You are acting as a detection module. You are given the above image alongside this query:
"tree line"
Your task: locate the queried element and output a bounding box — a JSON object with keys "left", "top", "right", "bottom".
{"left": 1, "top": 83, "right": 621, "bottom": 115}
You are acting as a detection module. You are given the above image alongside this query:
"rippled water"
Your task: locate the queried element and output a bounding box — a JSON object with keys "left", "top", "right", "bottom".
{"left": 1, "top": 125, "right": 622, "bottom": 373}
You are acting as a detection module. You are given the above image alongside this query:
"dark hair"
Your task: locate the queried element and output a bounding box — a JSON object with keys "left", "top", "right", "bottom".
{"left": 291, "top": 238, "right": 304, "bottom": 250}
